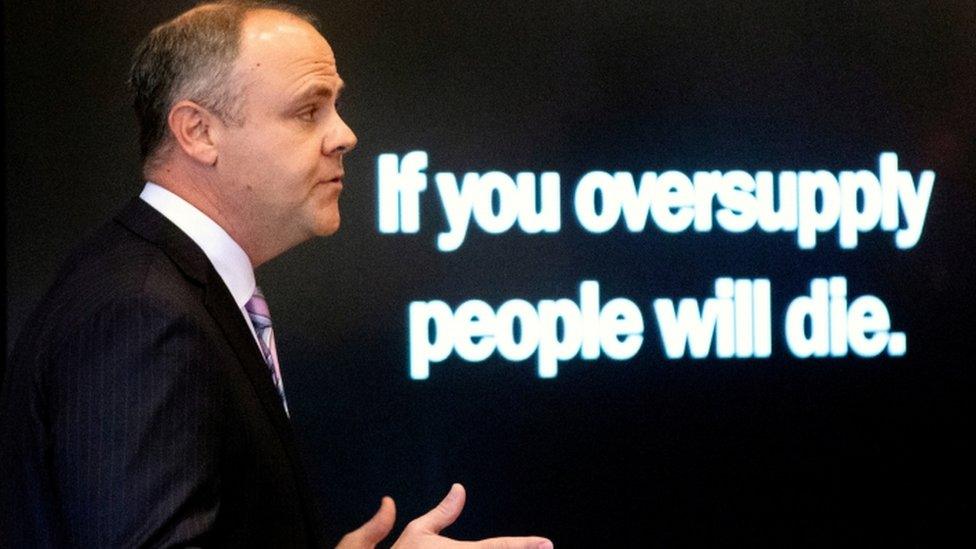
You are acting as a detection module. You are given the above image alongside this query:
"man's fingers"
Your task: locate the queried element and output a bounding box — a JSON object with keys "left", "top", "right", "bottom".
{"left": 474, "top": 537, "right": 554, "bottom": 549}
{"left": 409, "top": 483, "right": 466, "bottom": 534}
{"left": 361, "top": 496, "right": 397, "bottom": 544}
{"left": 393, "top": 486, "right": 552, "bottom": 549}
{"left": 337, "top": 496, "right": 396, "bottom": 548}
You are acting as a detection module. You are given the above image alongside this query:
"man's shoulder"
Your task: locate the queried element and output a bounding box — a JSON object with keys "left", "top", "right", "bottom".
{"left": 13, "top": 210, "right": 210, "bottom": 360}
{"left": 55, "top": 214, "right": 199, "bottom": 308}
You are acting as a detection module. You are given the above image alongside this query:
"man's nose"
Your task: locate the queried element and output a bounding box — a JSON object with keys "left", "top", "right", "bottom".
{"left": 325, "top": 115, "right": 357, "bottom": 155}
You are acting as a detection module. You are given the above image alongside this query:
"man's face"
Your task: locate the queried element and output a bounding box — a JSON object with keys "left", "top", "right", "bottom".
{"left": 214, "top": 10, "right": 357, "bottom": 255}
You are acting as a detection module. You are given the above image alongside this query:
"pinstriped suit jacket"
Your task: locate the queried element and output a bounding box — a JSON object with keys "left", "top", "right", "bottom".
{"left": 1, "top": 198, "right": 326, "bottom": 547}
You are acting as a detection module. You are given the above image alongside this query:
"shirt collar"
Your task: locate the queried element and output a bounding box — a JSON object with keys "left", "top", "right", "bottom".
{"left": 139, "top": 182, "right": 256, "bottom": 308}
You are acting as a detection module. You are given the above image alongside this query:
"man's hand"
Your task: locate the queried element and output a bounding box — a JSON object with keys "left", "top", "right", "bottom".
{"left": 336, "top": 484, "right": 553, "bottom": 549}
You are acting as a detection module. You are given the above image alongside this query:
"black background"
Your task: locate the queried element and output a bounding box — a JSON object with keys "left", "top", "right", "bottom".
{"left": 5, "top": 1, "right": 976, "bottom": 545}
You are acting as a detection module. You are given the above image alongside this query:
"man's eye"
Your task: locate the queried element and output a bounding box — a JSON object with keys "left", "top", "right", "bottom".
{"left": 299, "top": 107, "right": 318, "bottom": 121}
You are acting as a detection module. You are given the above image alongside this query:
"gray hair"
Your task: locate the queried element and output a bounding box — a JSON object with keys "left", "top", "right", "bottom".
{"left": 128, "top": 1, "right": 319, "bottom": 170}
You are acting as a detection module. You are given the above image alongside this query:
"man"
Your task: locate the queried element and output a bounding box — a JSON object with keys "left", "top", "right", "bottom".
{"left": 0, "top": 2, "right": 553, "bottom": 548}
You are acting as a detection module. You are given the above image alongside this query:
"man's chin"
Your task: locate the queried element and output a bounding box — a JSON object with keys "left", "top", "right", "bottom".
{"left": 312, "top": 215, "right": 340, "bottom": 237}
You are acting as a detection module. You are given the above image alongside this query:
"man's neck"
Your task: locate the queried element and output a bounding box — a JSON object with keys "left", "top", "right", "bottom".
{"left": 147, "top": 163, "right": 267, "bottom": 267}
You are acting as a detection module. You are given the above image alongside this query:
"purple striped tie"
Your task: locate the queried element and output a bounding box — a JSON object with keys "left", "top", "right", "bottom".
{"left": 245, "top": 286, "right": 289, "bottom": 417}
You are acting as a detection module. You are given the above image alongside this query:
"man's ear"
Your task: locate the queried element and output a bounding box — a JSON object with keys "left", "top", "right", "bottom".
{"left": 167, "top": 100, "right": 220, "bottom": 166}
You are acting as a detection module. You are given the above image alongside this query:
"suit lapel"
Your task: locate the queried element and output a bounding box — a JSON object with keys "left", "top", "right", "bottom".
{"left": 114, "top": 198, "right": 302, "bottom": 468}
{"left": 202, "top": 276, "right": 298, "bottom": 442}
{"left": 201, "top": 277, "right": 322, "bottom": 540}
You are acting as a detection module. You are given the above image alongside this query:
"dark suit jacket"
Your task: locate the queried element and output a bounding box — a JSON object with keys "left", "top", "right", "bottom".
{"left": 1, "top": 198, "right": 326, "bottom": 547}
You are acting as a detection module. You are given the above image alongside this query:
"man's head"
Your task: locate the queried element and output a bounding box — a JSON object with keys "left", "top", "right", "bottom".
{"left": 129, "top": 1, "right": 357, "bottom": 266}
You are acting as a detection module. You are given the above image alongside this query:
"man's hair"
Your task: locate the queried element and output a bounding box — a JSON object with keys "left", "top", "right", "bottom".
{"left": 128, "top": 1, "right": 319, "bottom": 170}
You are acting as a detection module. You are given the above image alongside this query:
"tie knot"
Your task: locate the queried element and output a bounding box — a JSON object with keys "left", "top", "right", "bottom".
{"left": 245, "top": 287, "right": 271, "bottom": 320}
